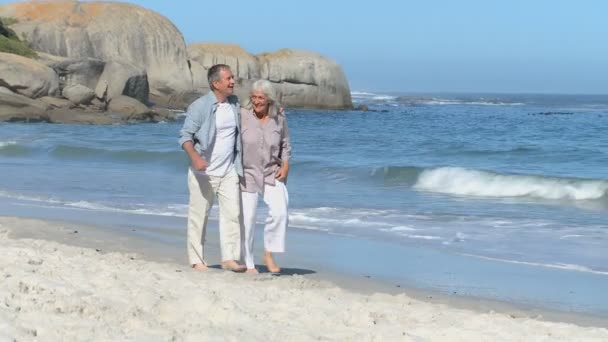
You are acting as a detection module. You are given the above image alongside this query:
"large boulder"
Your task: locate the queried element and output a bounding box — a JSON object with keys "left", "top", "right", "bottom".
{"left": 0, "top": 52, "right": 59, "bottom": 98}
{"left": 188, "top": 43, "right": 261, "bottom": 92}
{"left": 62, "top": 84, "right": 96, "bottom": 105}
{"left": 0, "top": 1, "right": 193, "bottom": 105}
{"left": 0, "top": 87, "right": 50, "bottom": 122}
{"left": 257, "top": 49, "right": 352, "bottom": 109}
{"left": 95, "top": 60, "right": 149, "bottom": 104}
{"left": 47, "top": 57, "right": 105, "bottom": 91}
{"left": 108, "top": 95, "right": 150, "bottom": 116}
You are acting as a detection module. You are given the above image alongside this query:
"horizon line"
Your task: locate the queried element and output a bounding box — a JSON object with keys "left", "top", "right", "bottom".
{"left": 351, "top": 90, "right": 608, "bottom": 96}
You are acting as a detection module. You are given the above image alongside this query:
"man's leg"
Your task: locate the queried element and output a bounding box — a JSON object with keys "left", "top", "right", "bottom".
{"left": 262, "top": 181, "right": 289, "bottom": 273}
{"left": 186, "top": 168, "right": 215, "bottom": 269}
{"left": 241, "top": 190, "right": 259, "bottom": 271}
{"left": 216, "top": 169, "right": 245, "bottom": 270}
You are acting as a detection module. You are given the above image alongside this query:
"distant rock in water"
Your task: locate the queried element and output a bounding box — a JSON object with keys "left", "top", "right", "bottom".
{"left": 529, "top": 111, "right": 574, "bottom": 116}
{"left": 258, "top": 49, "right": 352, "bottom": 109}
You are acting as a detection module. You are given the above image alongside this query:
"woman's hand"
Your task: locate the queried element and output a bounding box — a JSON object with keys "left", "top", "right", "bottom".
{"left": 275, "top": 161, "right": 289, "bottom": 182}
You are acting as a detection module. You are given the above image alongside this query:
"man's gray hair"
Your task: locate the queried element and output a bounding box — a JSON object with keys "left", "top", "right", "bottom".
{"left": 207, "top": 64, "right": 231, "bottom": 90}
{"left": 245, "top": 79, "right": 282, "bottom": 118}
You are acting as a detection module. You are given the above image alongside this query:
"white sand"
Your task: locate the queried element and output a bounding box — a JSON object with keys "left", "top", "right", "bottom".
{"left": 1, "top": 217, "right": 607, "bottom": 341}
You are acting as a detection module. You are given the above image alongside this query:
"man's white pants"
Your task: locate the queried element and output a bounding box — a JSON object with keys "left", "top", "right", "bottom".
{"left": 187, "top": 168, "right": 241, "bottom": 265}
{"left": 241, "top": 181, "right": 289, "bottom": 270}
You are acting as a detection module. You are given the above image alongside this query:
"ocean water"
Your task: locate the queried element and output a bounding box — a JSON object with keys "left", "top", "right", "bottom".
{"left": 1, "top": 92, "right": 607, "bottom": 278}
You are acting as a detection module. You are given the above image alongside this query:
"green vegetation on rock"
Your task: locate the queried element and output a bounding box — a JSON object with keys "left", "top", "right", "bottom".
{"left": 0, "top": 17, "right": 37, "bottom": 58}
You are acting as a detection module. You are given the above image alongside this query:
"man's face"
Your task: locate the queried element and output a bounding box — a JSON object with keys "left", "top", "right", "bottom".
{"left": 213, "top": 68, "right": 235, "bottom": 97}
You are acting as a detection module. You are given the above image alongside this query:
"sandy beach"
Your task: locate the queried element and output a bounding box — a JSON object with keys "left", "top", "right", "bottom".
{"left": 1, "top": 216, "right": 607, "bottom": 341}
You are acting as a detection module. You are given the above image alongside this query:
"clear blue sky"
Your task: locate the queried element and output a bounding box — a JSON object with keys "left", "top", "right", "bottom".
{"left": 4, "top": 0, "right": 608, "bottom": 94}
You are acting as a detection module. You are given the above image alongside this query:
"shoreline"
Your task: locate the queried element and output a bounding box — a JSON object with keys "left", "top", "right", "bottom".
{"left": 1, "top": 213, "right": 607, "bottom": 330}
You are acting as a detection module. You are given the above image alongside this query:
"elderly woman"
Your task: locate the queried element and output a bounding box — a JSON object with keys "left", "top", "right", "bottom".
{"left": 240, "top": 80, "right": 291, "bottom": 274}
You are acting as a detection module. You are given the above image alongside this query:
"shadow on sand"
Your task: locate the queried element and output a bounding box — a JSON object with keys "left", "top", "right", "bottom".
{"left": 208, "top": 264, "right": 316, "bottom": 276}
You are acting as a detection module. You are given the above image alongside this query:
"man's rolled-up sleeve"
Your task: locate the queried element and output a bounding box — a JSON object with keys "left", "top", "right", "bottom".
{"left": 178, "top": 102, "right": 202, "bottom": 148}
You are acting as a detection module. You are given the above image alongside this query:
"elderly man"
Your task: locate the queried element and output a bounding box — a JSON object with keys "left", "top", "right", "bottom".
{"left": 178, "top": 64, "right": 245, "bottom": 272}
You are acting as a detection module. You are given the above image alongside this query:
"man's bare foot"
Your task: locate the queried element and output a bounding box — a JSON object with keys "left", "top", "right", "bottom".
{"left": 192, "top": 263, "right": 208, "bottom": 271}
{"left": 221, "top": 260, "right": 246, "bottom": 272}
{"left": 246, "top": 268, "right": 259, "bottom": 274}
{"left": 263, "top": 251, "right": 281, "bottom": 273}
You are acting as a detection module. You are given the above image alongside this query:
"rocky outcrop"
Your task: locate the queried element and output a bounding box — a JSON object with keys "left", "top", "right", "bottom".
{"left": 0, "top": 88, "right": 175, "bottom": 124}
{"left": 95, "top": 60, "right": 149, "bottom": 104}
{"left": 0, "top": 87, "right": 50, "bottom": 122}
{"left": 0, "top": 1, "right": 193, "bottom": 105}
{"left": 187, "top": 45, "right": 352, "bottom": 109}
{"left": 0, "top": 52, "right": 59, "bottom": 98}
{"left": 0, "top": 1, "right": 353, "bottom": 119}
{"left": 0, "top": 54, "right": 175, "bottom": 124}
{"left": 39, "top": 95, "right": 73, "bottom": 109}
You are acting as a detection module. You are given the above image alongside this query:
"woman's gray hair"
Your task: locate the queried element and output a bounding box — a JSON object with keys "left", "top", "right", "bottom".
{"left": 245, "top": 79, "right": 282, "bottom": 118}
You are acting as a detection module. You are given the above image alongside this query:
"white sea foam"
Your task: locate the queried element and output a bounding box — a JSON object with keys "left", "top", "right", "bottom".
{"left": 389, "top": 225, "right": 417, "bottom": 232}
{"left": 0, "top": 190, "right": 63, "bottom": 204}
{"left": 0, "top": 191, "right": 189, "bottom": 218}
{"left": 403, "top": 234, "right": 442, "bottom": 240}
{"left": 372, "top": 95, "right": 397, "bottom": 100}
{"left": 63, "top": 201, "right": 188, "bottom": 217}
{"left": 460, "top": 253, "right": 608, "bottom": 276}
{"left": 414, "top": 167, "right": 608, "bottom": 201}
{"left": 66, "top": 200, "right": 117, "bottom": 211}
{"left": 560, "top": 234, "right": 585, "bottom": 239}
{"left": 350, "top": 91, "right": 376, "bottom": 97}
{"left": 0, "top": 140, "right": 17, "bottom": 148}
{"left": 351, "top": 91, "right": 397, "bottom": 101}
{"left": 417, "top": 99, "right": 525, "bottom": 106}
{"left": 288, "top": 211, "right": 393, "bottom": 229}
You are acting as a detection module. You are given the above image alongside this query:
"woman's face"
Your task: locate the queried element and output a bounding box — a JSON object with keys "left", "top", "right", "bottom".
{"left": 251, "top": 90, "right": 270, "bottom": 114}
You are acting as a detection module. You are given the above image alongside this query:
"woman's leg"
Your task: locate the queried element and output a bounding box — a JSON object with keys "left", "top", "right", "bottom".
{"left": 262, "top": 181, "right": 289, "bottom": 272}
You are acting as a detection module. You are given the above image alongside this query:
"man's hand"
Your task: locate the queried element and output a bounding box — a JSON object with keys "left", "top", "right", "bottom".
{"left": 275, "top": 161, "right": 289, "bottom": 182}
{"left": 182, "top": 141, "right": 208, "bottom": 171}
{"left": 191, "top": 154, "right": 208, "bottom": 171}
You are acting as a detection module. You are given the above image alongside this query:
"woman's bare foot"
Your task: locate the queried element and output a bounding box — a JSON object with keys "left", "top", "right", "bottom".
{"left": 192, "top": 263, "right": 208, "bottom": 271}
{"left": 263, "top": 251, "right": 281, "bottom": 273}
{"left": 221, "top": 260, "right": 246, "bottom": 272}
{"left": 246, "top": 268, "right": 259, "bottom": 274}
